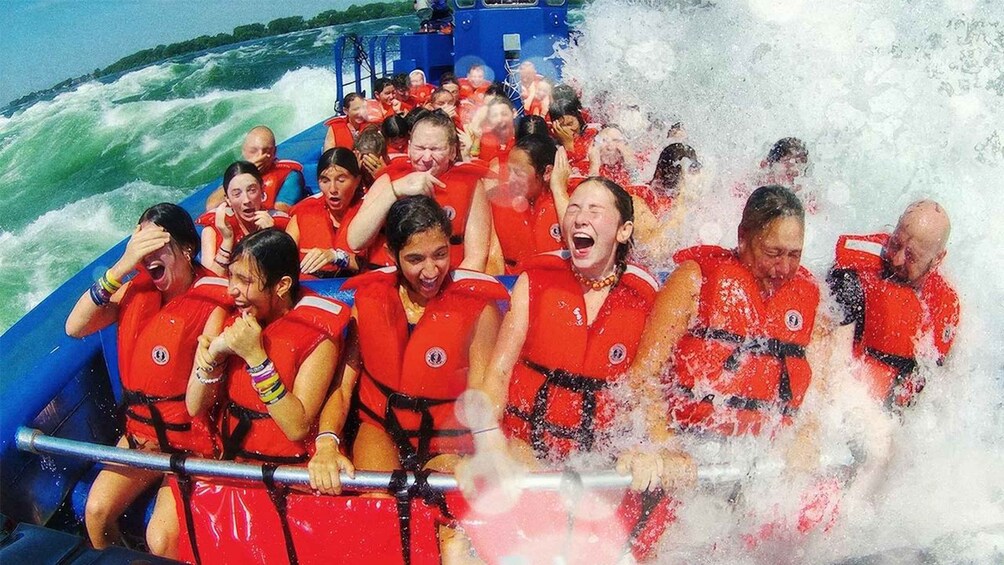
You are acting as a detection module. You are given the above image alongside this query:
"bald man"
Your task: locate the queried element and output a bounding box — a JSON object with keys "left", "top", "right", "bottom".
{"left": 827, "top": 200, "right": 960, "bottom": 411}
{"left": 205, "top": 126, "right": 307, "bottom": 212}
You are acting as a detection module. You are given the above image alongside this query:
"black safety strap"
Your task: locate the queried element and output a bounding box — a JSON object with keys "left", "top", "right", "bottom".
{"left": 505, "top": 359, "right": 611, "bottom": 459}
{"left": 222, "top": 402, "right": 308, "bottom": 464}
{"left": 359, "top": 376, "right": 468, "bottom": 471}
{"left": 169, "top": 453, "right": 201, "bottom": 565}
{"left": 865, "top": 347, "right": 919, "bottom": 409}
{"left": 262, "top": 464, "right": 299, "bottom": 565}
{"left": 388, "top": 469, "right": 454, "bottom": 565}
{"left": 121, "top": 389, "right": 190, "bottom": 453}
{"left": 690, "top": 326, "right": 806, "bottom": 415}
{"left": 623, "top": 489, "right": 666, "bottom": 558}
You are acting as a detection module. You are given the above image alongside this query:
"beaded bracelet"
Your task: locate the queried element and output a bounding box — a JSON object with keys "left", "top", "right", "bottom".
{"left": 195, "top": 366, "right": 223, "bottom": 385}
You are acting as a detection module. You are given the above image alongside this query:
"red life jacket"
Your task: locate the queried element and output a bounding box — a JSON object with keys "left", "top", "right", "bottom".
{"left": 503, "top": 251, "right": 659, "bottom": 460}
{"left": 458, "top": 78, "right": 489, "bottom": 104}
{"left": 626, "top": 183, "right": 674, "bottom": 217}
{"left": 833, "top": 233, "right": 960, "bottom": 408}
{"left": 669, "top": 246, "right": 818, "bottom": 437}
{"left": 345, "top": 267, "right": 509, "bottom": 469}
{"left": 409, "top": 83, "right": 436, "bottom": 106}
{"left": 196, "top": 208, "right": 290, "bottom": 255}
{"left": 383, "top": 158, "right": 489, "bottom": 269}
{"left": 260, "top": 160, "right": 303, "bottom": 209}
{"left": 324, "top": 116, "right": 359, "bottom": 150}
{"left": 490, "top": 190, "right": 565, "bottom": 274}
{"left": 289, "top": 194, "right": 357, "bottom": 277}
{"left": 221, "top": 292, "right": 350, "bottom": 464}
{"left": 566, "top": 126, "right": 597, "bottom": 176}
{"left": 117, "top": 268, "right": 230, "bottom": 455}
{"left": 479, "top": 130, "right": 514, "bottom": 168}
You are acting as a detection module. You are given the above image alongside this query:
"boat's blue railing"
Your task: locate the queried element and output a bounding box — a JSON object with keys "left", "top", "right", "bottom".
{"left": 333, "top": 33, "right": 401, "bottom": 107}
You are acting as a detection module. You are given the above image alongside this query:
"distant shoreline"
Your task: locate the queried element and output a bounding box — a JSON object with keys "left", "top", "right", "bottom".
{"left": 4, "top": 1, "right": 412, "bottom": 113}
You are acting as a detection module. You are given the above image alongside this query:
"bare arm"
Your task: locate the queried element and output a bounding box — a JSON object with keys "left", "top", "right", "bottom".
{"left": 200, "top": 228, "right": 224, "bottom": 276}
{"left": 628, "top": 260, "right": 702, "bottom": 443}
{"left": 269, "top": 337, "right": 340, "bottom": 442}
{"left": 285, "top": 215, "right": 301, "bottom": 244}
{"left": 465, "top": 304, "right": 503, "bottom": 393}
{"left": 66, "top": 224, "right": 172, "bottom": 337}
{"left": 630, "top": 195, "right": 660, "bottom": 248}
{"left": 345, "top": 174, "right": 396, "bottom": 251}
{"left": 322, "top": 127, "right": 335, "bottom": 153}
{"left": 549, "top": 147, "right": 572, "bottom": 221}
{"left": 186, "top": 306, "right": 228, "bottom": 417}
{"left": 468, "top": 274, "right": 530, "bottom": 451}
{"left": 458, "top": 180, "right": 491, "bottom": 272}
{"left": 205, "top": 186, "right": 225, "bottom": 211}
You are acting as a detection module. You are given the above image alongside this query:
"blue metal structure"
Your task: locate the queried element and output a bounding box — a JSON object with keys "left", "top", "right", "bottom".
{"left": 333, "top": 0, "right": 568, "bottom": 107}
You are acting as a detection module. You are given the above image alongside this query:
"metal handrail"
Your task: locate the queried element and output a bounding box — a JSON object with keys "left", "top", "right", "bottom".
{"left": 333, "top": 33, "right": 402, "bottom": 109}
{"left": 16, "top": 427, "right": 772, "bottom": 492}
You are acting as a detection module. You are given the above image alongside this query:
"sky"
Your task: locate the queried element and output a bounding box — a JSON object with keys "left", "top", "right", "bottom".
{"left": 1, "top": 0, "right": 385, "bottom": 106}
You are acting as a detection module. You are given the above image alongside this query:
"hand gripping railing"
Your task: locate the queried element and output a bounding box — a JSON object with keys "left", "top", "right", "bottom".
{"left": 16, "top": 427, "right": 781, "bottom": 491}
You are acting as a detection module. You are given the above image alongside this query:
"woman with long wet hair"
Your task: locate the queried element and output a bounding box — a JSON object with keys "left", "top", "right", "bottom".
{"left": 66, "top": 203, "right": 229, "bottom": 558}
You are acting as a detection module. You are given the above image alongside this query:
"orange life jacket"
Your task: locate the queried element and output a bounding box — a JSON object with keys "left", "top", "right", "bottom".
{"left": 289, "top": 194, "right": 357, "bottom": 277}
{"left": 196, "top": 208, "right": 290, "bottom": 255}
{"left": 220, "top": 292, "right": 350, "bottom": 464}
{"left": 409, "top": 83, "right": 436, "bottom": 106}
{"left": 383, "top": 158, "right": 489, "bottom": 269}
{"left": 324, "top": 116, "right": 360, "bottom": 150}
{"left": 345, "top": 267, "right": 508, "bottom": 469}
{"left": 458, "top": 78, "right": 490, "bottom": 104}
{"left": 626, "top": 183, "right": 674, "bottom": 217}
{"left": 668, "top": 246, "right": 819, "bottom": 437}
{"left": 832, "top": 233, "right": 960, "bottom": 408}
{"left": 503, "top": 251, "right": 659, "bottom": 460}
{"left": 490, "top": 190, "right": 564, "bottom": 274}
{"left": 260, "top": 160, "right": 304, "bottom": 209}
{"left": 117, "top": 268, "right": 229, "bottom": 455}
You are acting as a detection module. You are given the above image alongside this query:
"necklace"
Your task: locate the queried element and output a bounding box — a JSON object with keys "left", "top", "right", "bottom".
{"left": 398, "top": 285, "right": 426, "bottom": 323}
{"left": 572, "top": 267, "right": 619, "bottom": 291}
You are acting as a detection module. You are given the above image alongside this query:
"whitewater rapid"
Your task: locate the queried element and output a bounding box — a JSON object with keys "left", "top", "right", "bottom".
{"left": 557, "top": 0, "right": 1004, "bottom": 562}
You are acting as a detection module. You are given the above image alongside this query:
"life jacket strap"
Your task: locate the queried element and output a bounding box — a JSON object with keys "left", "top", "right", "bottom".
{"left": 691, "top": 326, "right": 805, "bottom": 410}
{"left": 506, "top": 359, "right": 611, "bottom": 459}
{"left": 121, "top": 389, "right": 190, "bottom": 453}
{"left": 222, "top": 402, "right": 308, "bottom": 464}
{"left": 673, "top": 384, "right": 799, "bottom": 419}
{"left": 864, "top": 347, "right": 920, "bottom": 409}
{"left": 388, "top": 468, "right": 454, "bottom": 565}
{"left": 262, "top": 463, "right": 299, "bottom": 565}
{"left": 169, "top": 453, "right": 202, "bottom": 565}
{"left": 360, "top": 375, "right": 468, "bottom": 471}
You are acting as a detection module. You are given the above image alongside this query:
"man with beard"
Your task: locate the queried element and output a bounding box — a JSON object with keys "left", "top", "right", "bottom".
{"left": 828, "top": 200, "right": 960, "bottom": 412}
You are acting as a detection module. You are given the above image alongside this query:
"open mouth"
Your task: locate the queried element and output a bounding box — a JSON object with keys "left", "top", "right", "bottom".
{"left": 571, "top": 234, "right": 595, "bottom": 251}
{"left": 147, "top": 263, "right": 166, "bottom": 282}
{"left": 419, "top": 276, "right": 440, "bottom": 293}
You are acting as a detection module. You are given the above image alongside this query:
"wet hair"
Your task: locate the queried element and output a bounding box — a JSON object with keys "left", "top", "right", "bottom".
{"left": 374, "top": 77, "right": 394, "bottom": 95}
{"left": 579, "top": 176, "right": 634, "bottom": 269}
{"left": 651, "top": 143, "right": 700, "bottom": 198}
{"left": 318, "top": 147, "right": 361, "bottom": 179}
{"left": 516, "top": 115, "right": 550, "bottom": 141}
{"left": 514, "top": 134, "right": 557, "bottom": 178}
{"left": 355, "top": 125, "right": 386, "bottom": 157}
{"left": 385, "top": 195, "right": 452, "bottom": 256}
{"left": 412, "top": 111, "right": 460, "bottom": 153}
{"left": 223, "top": 160, "right": 264, "bottom": 191}
{"left": 439, "top": 72, "right": 458, "bottom": 86}
{"left": 404, "top": 107, "right": 432, "bottom": 131}
{"left": 382, "top": 114, "right": 411, "bottom": 141}
{"left": 551, "top": 84, "right": 581, "bottom": 106}
{"left": 430, "top": 88, "right": 454, "bottom": 104}
{"left": 738, "top": 185, "right": 805, "bottom": 241}
{"left": 230, "top": 228, "right": 301, "bottom": 298}
{"left": 548, "top": 98, "right": 586, "bottom": 133}
{"left": 485, "top": 82, "right": 506, "bottom": 97}
{"left": 340, "top": 92, "right": 364, "bottom": 113}
{"left": 485, "top": 94, "right": 515, "bottom": 113}
{"left": 765, "top": 137, "right": 808, "bottom": 164}
{"left": 138, "top": 203, "right": 200, "bottom": 262}
{"left": 392, "top": 73, "right": 409, "bottom": 91}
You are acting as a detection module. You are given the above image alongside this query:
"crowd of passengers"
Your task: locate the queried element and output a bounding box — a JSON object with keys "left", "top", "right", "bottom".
{"left": 65, "top": 62, "right": 960, "bottom": 562}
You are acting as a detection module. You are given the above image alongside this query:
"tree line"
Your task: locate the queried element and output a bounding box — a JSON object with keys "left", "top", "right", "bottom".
{"left": 7, "top": 2, "right": 412, "bottom": 109}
